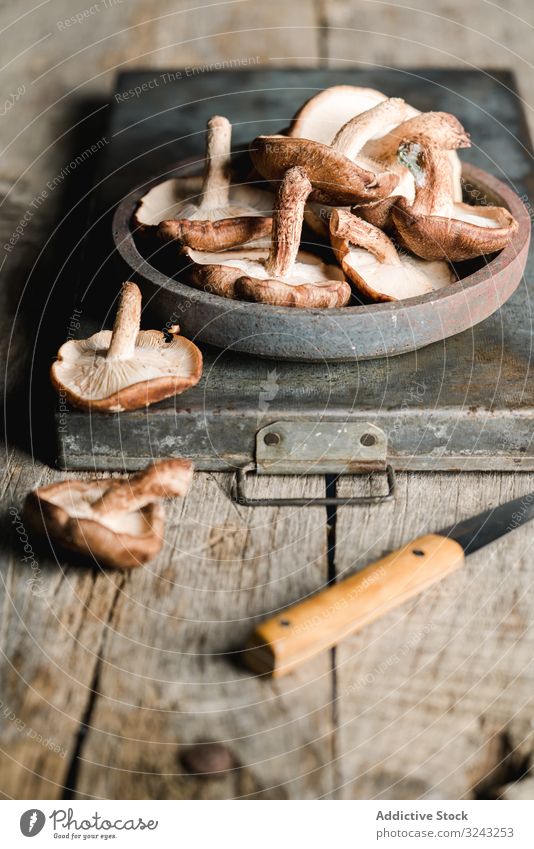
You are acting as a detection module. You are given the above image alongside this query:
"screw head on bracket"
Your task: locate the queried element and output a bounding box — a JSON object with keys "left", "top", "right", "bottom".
{"left": 264, "top": 432, "right": 281, "bottom": 446}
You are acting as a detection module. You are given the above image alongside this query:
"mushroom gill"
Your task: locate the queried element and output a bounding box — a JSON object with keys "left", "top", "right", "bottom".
{"left": 183, "top": 167, "right": 350, "bottom": 308}
{"left": 352, "top": 110, "right": 471, "bottom": 230}
{"left": 391, "top": 141, "right": 518, "bottom": 261}
{"left": 24, "top": 459, "right": 194, "bottom": 569}
{"left": 330, "top": 208, "right": 455, "bottom": 302}
{"left": 50, "top": 282, "right": 202, "bottom": 412}
{"left": 288, "top": 85, "right": 388, "bottom": 143}
{"left": 287, "top": 84, "right": 464, "bottom": 203}
{"left": 134, "top": 116, "right": 273, "bottom": 251}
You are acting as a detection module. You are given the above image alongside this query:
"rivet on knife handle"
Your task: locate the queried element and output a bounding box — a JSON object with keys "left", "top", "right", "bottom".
{"left": 244, "top": 534, "right": 464, "bottom": 677}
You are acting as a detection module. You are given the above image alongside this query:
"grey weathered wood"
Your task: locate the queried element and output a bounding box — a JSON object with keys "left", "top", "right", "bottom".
{"left": 334, "top": 471, "right": 534, "bottom": 799}
{"left": 0, "top": 459, "right": 128, "bottom": 798}
{"left": 69, "top": 472, "right": 336, "bottom": 800}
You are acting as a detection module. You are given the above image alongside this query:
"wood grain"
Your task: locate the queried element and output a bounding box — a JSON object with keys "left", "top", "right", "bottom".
{"left": 246, "top": 534, "right": 464, "bottom": 677}
{"left": 1, "top": 0, "right": 534, "bottom": 801}
{"left": 333, "top": 471, "right": 534, "bottom": 799}
{"left": 67, "top": 472, "right": 335, "bottom": 800}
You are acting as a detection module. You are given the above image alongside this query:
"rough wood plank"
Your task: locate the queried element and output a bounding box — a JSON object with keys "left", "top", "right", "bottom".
{"left": 0, "top": 457, "right": 128, "bottom": 798}
{"left": 333, "top": 471, "right": 534, "bottom": 799}
{"left": 68, "top": 472, "right": 336, "bottom": 800}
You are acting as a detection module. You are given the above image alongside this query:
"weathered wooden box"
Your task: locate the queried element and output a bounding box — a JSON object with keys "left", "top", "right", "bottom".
{"left": 56, "top": 68, "right": 534, "bottom": 473}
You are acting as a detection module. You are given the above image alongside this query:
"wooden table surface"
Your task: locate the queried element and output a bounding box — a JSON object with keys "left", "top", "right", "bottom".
{"left": 1, "top": 0, "right": 534, "bottom": 800}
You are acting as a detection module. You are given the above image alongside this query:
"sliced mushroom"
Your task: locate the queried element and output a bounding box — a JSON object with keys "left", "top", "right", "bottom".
{"left": 251, "top": 99, "right": 419, "bottom": 206}
{"left": 330, "top": 208, "right": 455, "bottom": 302}
{"left": 391, "top": 141, "right": 518, "bottom": 261}
{"left": 134, "top": 116, "right": 273, "bottom": 251}
{"left": 50, "top": 282, "right": 202, "bottom": 412}
{"left": 354, "top": 111, "right": 471, "bottom": 229}
{"left": 184, "top": 167, "right": 350, "bottom": 308}
{"left": 288, "top": 84, "right": 463, "bottom": 203}
{"left": 24, "top": 459, "right": 193, "bottom": 569}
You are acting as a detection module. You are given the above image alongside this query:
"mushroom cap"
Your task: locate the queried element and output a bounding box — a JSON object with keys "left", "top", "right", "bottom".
{"left": 392, "top": 200, "right": 519, "bottom": 261}
{"left": 157, "top": 214, "right": 272, "bottom": 251}
{"left": 288, "top": 85, "right": 388, "bottom": 143}
{"left": 24, "top": 480, "right": 165, "bottom": 569}
{"left": 183, "top": 247, "right": 350, "bottom": 308}
{"left": 250, "top": 135, "right": 399, "bottom": 205}
{"left": 330, "top": 209, "right": 455, "bottom": 302}
{"left": 133, "top": 177, "right": 273, "bottom": 250}
{"left": 51, "top": 330, "right": 203, "bottom": 413}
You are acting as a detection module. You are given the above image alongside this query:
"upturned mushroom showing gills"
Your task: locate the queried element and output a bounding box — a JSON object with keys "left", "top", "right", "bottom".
{"left": 183, "top": 166, "right": 351, "bottom": 309}
{"left": 24, "top": 459, "right": 193, "bottom": 569}
{"left": 391, "top": 141, "right": 519, "bottom": 261}
{"left": 288, "top": 85, "right": 389, "bottom": 144}
{"left": 251, "top": 99, "right": 420, "bottom": 206}
{"left": 133, "top": 116, "right": 273, "bottom": 251}
{"left": 50, "top": 282, "right": 202, "bottom": 412}
{"left": 330, "top": 209, "right": 455, "bottom": 302}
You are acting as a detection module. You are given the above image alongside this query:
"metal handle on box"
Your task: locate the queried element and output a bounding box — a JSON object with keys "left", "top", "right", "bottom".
{"left": 230, "top": 421, "right": 396, "bottom": 507}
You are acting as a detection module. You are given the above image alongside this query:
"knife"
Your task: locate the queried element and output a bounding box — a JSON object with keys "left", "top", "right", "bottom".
{"left": 244, "top": 491, "right": 534, "bottom": 676}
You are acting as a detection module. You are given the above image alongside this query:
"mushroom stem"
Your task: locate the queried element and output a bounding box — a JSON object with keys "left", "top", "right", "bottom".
{"left": 331, "top": 98, "right": 411, "bottom": 159}
{"left": 398, "top": 142, "right": 453, "bottom": 216}
{"left": 92, "top": 459, "right": 194, "bottom": 515}
{"left": 265, "top": 167, "right": 312, "bottom": 278}
{"left": 200, "top": 116, "right": 232, "bottom": 210}
{"left": 106, "top": 282, "right": 142, "bottom": 362}
{"left": 330, "top": 209, "right": 402, "bottom": 266}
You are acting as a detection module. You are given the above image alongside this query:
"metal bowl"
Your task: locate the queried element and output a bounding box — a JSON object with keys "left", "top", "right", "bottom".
{"left": 113, "top": 162, "right": 531, "bottom": 362}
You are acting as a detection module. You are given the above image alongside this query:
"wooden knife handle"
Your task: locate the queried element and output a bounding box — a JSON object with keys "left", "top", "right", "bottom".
{"left": 244, "top": 533, "right": 464, "bottom": 677}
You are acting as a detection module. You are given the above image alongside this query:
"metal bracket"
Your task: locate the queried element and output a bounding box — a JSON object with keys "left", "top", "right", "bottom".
{"left": 230, "top": 421, "right": 396, "bottom": 507}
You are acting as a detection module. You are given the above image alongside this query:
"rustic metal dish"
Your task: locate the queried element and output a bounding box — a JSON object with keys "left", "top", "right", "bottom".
{"left": 113, "top": 161, "right": 530, "bottom": 362}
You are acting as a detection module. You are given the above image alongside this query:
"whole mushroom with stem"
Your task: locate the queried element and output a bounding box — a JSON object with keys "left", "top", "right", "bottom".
{"left": 24, "top": 459, "right": 194, "bottom": 569}
{"left": 50, "top": 282, "right": 202, "bottom": 412}
{"left": 183, "top": 166, "right": 350, "bottom": 308}
{"left": 330, "top": 208, "right": 455, "bottom": 302}
{"left": 134, "top": 116, "right": 273, "bottom": 251}
{"left": 391, "top": 139, "right": 519, "bottom": 261}
{"left": 351, "top": 111, "right": 471, "bottom": 230}
{"left": 252, "top": 99, "right": 420, "bottom": 208}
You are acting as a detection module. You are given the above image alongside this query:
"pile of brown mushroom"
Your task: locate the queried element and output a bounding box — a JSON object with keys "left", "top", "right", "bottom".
{"left": 32, "top": 87, "right": 520, "bottom": 576}
{"left": 133, "top": 88, "right": 518, "bottom": 306}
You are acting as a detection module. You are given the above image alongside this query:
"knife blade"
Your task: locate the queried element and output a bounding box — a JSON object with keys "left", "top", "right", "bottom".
{"left": 244, "top": 491, "right": 534, "bottom": 677}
